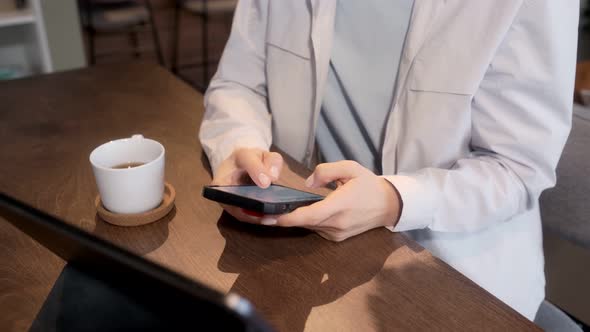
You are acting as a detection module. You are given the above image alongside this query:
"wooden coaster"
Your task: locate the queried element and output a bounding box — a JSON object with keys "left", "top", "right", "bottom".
{"left": 95, "top": 182, "right": 176, "bottom": 227}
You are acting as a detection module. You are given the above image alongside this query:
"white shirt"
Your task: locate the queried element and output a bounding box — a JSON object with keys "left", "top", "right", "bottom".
{"left": 200, "top": 0, "right": 578, "bottom": 320}
{"left": 316, "top": 0, "right": 414, "bottom": 172}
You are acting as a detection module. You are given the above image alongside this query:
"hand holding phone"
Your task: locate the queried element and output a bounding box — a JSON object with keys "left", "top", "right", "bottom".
{"left": 208, "top": 148, "right": 297, "bottom": 224}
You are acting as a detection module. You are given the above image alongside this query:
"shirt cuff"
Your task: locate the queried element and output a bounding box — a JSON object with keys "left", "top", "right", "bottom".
{"left": 382, "top": 174, "right": 436, "bottom": 232}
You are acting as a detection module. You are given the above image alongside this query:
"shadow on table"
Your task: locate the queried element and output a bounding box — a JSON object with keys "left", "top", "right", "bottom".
{"left": 91, "top": 207, "right": 175, "bottom": 255}
{"left": 366, "top": 253, "right": 505, "bottom": 331}
{"left": 367, "top": 264, "right": 435, "bottom": 332}
{"left": 216, "top": 213, "right": 401, "bottom": 332}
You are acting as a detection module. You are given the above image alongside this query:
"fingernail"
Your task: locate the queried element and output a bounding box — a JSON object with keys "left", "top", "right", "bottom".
{"left": 305, "top": 175, "right": 314, "bottom": 188}
{"left": 270, "top": 166, "right": 279, "bottom": 179}
{"left": 260, "top": 217, "right": 277, "bottom": 225}
{"left": 259, "top": 173, "right": 270, "bottom": 187}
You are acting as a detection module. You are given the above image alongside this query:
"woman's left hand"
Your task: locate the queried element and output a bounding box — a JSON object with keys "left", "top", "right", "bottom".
{"left": 275, "top": 160, "right": 402, "bottom": 242}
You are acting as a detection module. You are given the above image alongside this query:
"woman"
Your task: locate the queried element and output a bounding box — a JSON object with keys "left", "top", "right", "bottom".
{"left": 199, "top": 0, "right": 578, "bottom": 320}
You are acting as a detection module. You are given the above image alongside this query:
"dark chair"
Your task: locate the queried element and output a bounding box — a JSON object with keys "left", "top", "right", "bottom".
{"left": 540, "top": 105, "right": 590, "bottom": 250}
{"left": 537, "top": 104, "right": 590, "bottom": 330}
{"left": 79, "top": 0, "right": 164, "bottom": 66}
{"left": 534, "top": 301, "right": 583, "bottom": 332}
{"left": 171, "top": 0, "right": 237, "bottom": 90}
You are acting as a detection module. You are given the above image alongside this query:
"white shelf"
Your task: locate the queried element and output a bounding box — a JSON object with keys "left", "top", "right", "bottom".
{"left": 0, "top": 8, "right": 34, "bottom": 28}
{"left": 0, "top": 0, "right": 81, "bottom": 76}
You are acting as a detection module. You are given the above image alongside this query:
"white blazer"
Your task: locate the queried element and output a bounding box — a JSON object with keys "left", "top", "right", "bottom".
{"left": 200, "top": 0, "right": 578, "bottom": 320}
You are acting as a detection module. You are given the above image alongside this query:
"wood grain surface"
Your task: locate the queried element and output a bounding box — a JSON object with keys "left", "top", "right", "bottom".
{"left": 0, "top": 63, "right": 540, "bottom": 331}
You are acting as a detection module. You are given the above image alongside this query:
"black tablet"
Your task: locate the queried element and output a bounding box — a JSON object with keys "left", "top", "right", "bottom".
{"left": 0, "top": 192, "right": 273, "bottom": 331}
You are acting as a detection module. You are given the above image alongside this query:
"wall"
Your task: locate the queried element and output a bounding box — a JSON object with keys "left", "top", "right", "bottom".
{"left": 40, "top": 0, "right": 86, "bottom": 71}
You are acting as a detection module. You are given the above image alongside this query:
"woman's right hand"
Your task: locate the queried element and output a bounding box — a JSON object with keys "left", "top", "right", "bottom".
{"left": 211, "top": 148, "right": 284, "bottom": 224}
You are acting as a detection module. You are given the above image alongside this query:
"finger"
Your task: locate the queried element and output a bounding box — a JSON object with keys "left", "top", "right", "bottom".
{"left": 222, "top": 204, "right": 282, "bottom": 226}
{"left": 305, "top": 160, "right": 368, "bottom": 189}
{"left": 308, "top": 216, "right": 375, "bottom": 242}
{"left": 262, "top": 151, "right": 284, "bottom": 181}
{"left": 237, "top": 208, "right": 282, "bottom": 226}
{"left": 222, "top": 204, "right": 261, "bottom": 224}
{"left": 310, "top": 216, "right": 351, "bottom": 242}
{"left": 234, "top": 149, "right": 272, "bottom": 188}
{"left": 210, "top": 157, "right": 242, "bottom": 186}
{"left": 211, "top": 169, "right": 247, "bottom": 186}
{"left": 315, "top": 230, "right": 334, "bottom": 241}
{"left": 315, "top": 229, "right": 348, "bottom": 242}
{"left": 275, "top": 194, "right": 340, "bottom": 227}
{"left": 211, "top": 176, "right": 229, "bottom": 186}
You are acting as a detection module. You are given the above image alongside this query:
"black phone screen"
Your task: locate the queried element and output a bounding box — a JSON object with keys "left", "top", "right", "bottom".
{"left": 210, "top": 185, "right": 323, "bottom": 204}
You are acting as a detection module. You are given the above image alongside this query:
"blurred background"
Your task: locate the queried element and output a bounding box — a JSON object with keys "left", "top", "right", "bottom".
{"left": 0, "top": 0, "right": 589, "bottom": 329}
{"left": 0, "top": 0, "right": 234, "bottom": 91}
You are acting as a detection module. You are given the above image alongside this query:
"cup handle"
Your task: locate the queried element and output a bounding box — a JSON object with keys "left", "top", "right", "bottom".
{"left": 131, "top": 134, "right": 144, "bottom": 140}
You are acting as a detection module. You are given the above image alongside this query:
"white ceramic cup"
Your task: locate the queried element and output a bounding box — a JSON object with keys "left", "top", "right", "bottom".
{"left": 90, "top": 134, "right": 165, "bottom": 214}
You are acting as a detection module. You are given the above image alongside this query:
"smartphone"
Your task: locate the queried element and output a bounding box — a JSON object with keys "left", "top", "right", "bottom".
{"left": 202, "top": 184, "right": 324, "bottom": 215}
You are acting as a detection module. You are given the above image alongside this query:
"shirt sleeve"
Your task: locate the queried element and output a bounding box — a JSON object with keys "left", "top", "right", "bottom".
{"left": 199, "top": 0, "right": 272, "bottom": 175}
{"left": 386, "top": 0, "right": 578, "bottom": 233}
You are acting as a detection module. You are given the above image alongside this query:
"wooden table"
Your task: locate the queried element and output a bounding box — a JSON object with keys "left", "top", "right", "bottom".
{"left": 0, "top": 63, "right": 540, "bottom": 332}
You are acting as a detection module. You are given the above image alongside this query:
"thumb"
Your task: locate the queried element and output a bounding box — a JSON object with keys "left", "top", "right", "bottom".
{"left": 262, "top": 151, "right": 284, "bottom": 181}
{"left": 234, "top": 148, "right": 272, "bottom": 188}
